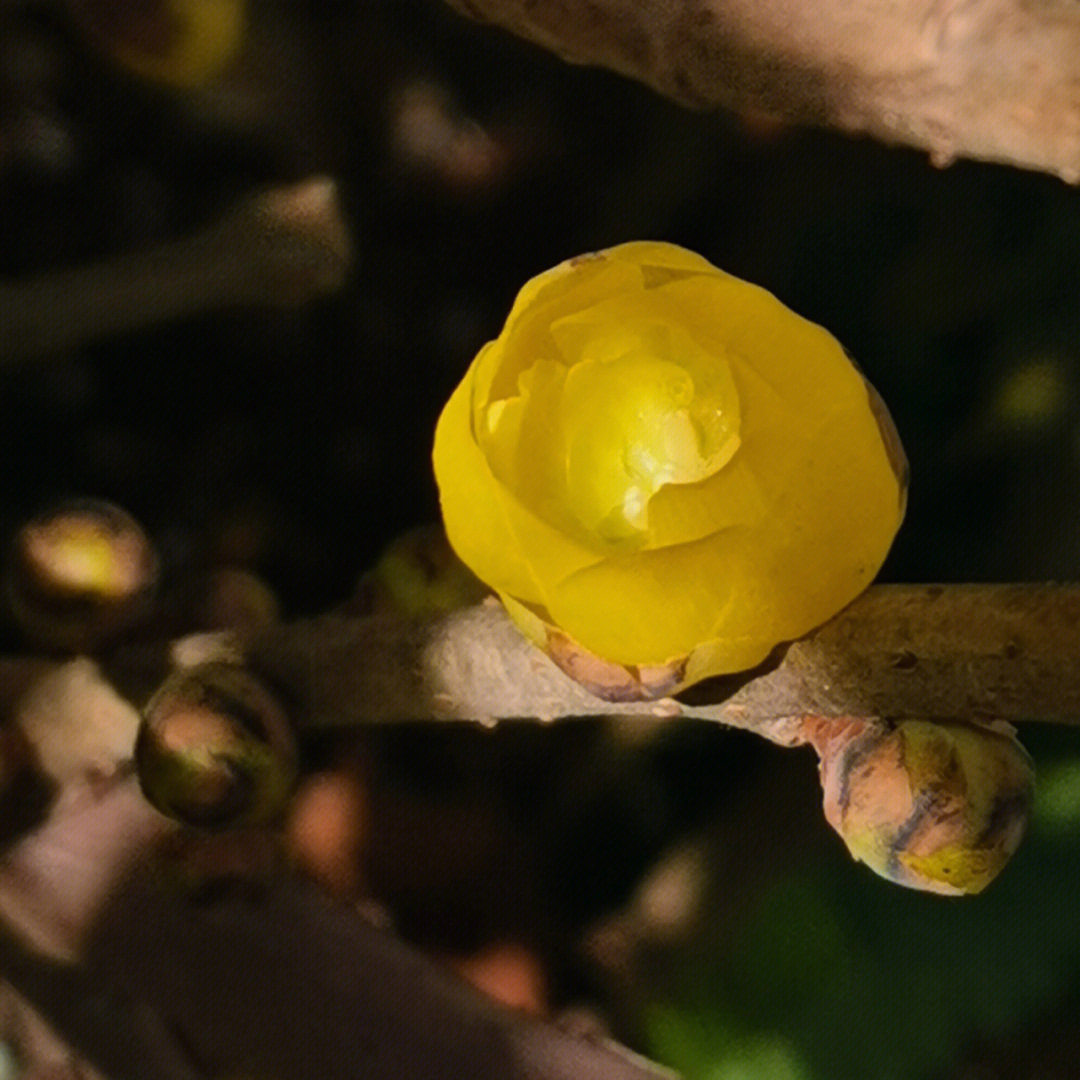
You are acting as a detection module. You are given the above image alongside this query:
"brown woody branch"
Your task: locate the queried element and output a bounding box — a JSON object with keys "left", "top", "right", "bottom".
{"left": 0, "top": 176, "right": 351, "bottom": 362}
{"left": 444, "top": 0, "right": 1080, "bottom": 181}
{"left": 8, "top": 583, "right": 1075, "bottom": 757}
{"left": 240, "top": 584, "right": 1080, "bottom": 741}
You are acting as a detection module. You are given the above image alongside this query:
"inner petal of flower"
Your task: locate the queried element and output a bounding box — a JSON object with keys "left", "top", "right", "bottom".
{"left": 559, "top": 344, "right": 740, "bottom": 543}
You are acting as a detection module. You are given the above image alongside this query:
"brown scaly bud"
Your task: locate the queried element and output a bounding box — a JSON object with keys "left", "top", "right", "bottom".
{"left": 136, "top": 662, "right": 297, "bottom": 829}
{"left": 5, "top": 499, "right": 159, "bottom": 653}
{"left": 802, "top": 716, "right": 1033, "bottom": 895}
{"left": 160, "top": 565, "right": 280, "bottom": 637}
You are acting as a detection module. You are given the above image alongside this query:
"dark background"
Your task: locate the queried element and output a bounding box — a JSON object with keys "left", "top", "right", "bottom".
{"left": 3, "top": 2, "right": 1080, "bottom": 1077}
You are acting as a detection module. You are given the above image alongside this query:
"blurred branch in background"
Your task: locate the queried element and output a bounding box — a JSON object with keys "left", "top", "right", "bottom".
{"left": 0, "top": 781, "right": 677, "bottom": 1080}
{"left": 444, "top": 0, "right": 1080, "bottom": 182}
{"left": 0, "top": 654, "right": 677, "bottom": 1080}
{"left": 0, "top": 175, "right": 351, "bottom": 362}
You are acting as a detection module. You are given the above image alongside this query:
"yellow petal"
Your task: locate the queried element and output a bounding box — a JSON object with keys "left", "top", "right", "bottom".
{"left": 545, "top": 531, "right": 742, "bottom": 664}
{"left": 475, "top": 256, "right": 643, "bottom": 407}
{"left": 434, "top": 367, "right": 605, "bottom": 608}
{"left": 434, "top": 372, "right": 543, "bottom": 605}
{"left": 484, "top": 290, "right": 743, "bottom": 547}
{"left": 606, "top": 241, "right": 721, "bottom": 278}
{"left": 557, "top": 351, "right": 736, "bottom": 542}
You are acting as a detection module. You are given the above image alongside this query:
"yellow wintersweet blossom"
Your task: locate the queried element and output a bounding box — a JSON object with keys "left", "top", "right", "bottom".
{"left": 68, "top": 0, "right": 246, "bottom": 88}
{"left": 433, "top": 242, "right": 907, "bottom": 698}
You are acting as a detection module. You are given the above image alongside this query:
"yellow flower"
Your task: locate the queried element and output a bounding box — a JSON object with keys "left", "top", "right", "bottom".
{"left": 433, "top": 242, "right": 906, "bottom": 698}
{"left": 68, "top": 0, "right": 245, "bottom": 88}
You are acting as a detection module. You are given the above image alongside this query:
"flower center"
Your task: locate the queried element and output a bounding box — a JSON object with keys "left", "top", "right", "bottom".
{"left": 479, "top": 318, "right": 742, "bottom": 548}
{"left": 558, "top": 346, "right": 740, "bottom": 542}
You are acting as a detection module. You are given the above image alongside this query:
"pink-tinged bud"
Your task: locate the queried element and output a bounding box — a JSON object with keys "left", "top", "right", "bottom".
{"left": 136, "top": 663, "right": 297, "bottom": 829}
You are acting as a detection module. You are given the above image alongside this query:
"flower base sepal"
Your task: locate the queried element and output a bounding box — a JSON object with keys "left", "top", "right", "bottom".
{"left": 502, "top": 592, "right": 720, "bottom": 702}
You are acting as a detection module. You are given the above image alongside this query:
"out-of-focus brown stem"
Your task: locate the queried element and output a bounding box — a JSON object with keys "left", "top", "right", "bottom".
{"left": 444, "top": 0, "right": 1080, "bottom": 182}
{"left": 239, "top": 585, "right": 1080, "bottom": 740}
{"left": 0, "top": 176, "right": 351, "bottom": 362}
{"left": 0, "top": 658, "right": 673, "bottom": 1080}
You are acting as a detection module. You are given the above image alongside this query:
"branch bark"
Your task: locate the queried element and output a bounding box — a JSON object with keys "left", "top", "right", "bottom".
{"left": 0, "top": 176, "right": 352, "bottom": 362}
{"left": 238, "top": 584, "right": 1080, "bottom": 741}
{"left": 444, "top": 0, "right": 1080, "bottom": 181}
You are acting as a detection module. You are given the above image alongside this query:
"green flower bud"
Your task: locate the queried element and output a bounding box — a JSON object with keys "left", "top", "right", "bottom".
{"left": 5, "top": 499, "right": 159, "bottom": 653}
{"left": 354, "top": 524, "right": 489, "bottom": 619}
{"left": 813, "top": 718, "right": 1033, "bottom": 895}
{"left": 136, "top": 662, "right": 297, "bottom": 829}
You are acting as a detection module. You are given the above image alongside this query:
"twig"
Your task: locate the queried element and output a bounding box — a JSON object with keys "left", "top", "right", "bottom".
{"left": 0, "top": 775, "right": 673, "bottom": 1080}
{"left": 9, "top": 583, "right": 1078, "bottom": 750}
{"left": 239, "top": 584, "right": 1080, "bottom": 739}
{"left": 0, "top": 586, "right": 1067, "bottom": 1076}
{"left": 444, "top": 0, "right": 1080, "bottom": 181}
{"left": 0, "top": 176, "right": 352, "bottom": 362}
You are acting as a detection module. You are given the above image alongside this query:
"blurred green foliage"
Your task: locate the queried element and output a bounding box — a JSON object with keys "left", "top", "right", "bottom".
{"left": 646, "top": 728, "right": 1080, "bottom": 1080}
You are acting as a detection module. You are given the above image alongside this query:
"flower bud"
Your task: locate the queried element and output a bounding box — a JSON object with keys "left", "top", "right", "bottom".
{"left": 813, "top": 718, "right": 1033, "bottom": 895}
{"left": 67, "top": 0, "right": 246, "bottom": 89}
{"left": 5, "top": 499, "right": 159, "bottom": 653}
{"left": 136, "top": 662, "right": 297, "bottom": 829}
{"left": 161, "top": 566, "right": 280, "bottom": 636}
{"left": 433, "top": 242, "right": 906, "bottom": 700}
{"left": 352, "top": 524, "right": 489, "bottom": 619}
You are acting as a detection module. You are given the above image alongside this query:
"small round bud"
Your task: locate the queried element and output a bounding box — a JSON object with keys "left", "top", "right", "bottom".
{"left": 161, "top": 566, "right": 280, "bottom": 636}
{"left": 814, "top": 718, "right": 1034, "bottom": 895}
{"left": 5, "top": 499, "right": 159, "bottom": 652}
{"left": 136, "top": 662, "right": 297, "bottom": 829}
{"left": 353, "top": 524, "right": 489, "bottom": 619}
